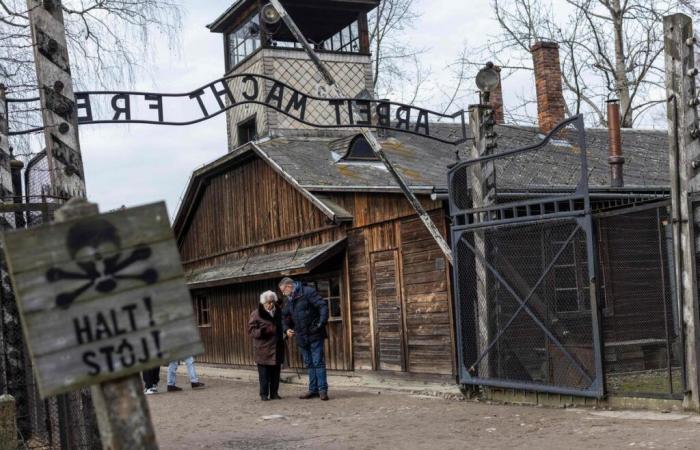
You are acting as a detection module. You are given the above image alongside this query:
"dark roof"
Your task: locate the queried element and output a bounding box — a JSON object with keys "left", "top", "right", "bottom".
{"left": 185, "top": 240, "right": 346, "bottom": 288}
{"left": 208, "top": 0, "right": 379, "bottom": 35}
{"left": 174, "top": 123, "right": 670, "bottom": 241}
{"left": 253, "top": 124, "right": 670, "bottom": 194}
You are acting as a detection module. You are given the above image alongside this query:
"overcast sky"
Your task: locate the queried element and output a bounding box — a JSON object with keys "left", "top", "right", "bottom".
{"left": 76, "top": 0, "right": 535, "bottom": 216}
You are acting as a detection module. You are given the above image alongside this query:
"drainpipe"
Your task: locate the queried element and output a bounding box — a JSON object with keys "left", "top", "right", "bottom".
{"left": 607, "top": 99, "right": 624, "bottom": 188}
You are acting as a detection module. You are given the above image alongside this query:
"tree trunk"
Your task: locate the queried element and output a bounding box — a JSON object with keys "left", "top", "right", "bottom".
{"left": 611, "top": 0, "right": 633, "bottom": 127}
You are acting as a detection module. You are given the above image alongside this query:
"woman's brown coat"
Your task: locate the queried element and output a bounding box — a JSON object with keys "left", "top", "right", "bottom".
{"left": 247, "top": 303, "right": 285, "bottom": 366}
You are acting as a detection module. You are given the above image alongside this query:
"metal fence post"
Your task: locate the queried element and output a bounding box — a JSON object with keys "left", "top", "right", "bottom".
{"left": 663, "top": 12, "right": 700, "bottom": 412}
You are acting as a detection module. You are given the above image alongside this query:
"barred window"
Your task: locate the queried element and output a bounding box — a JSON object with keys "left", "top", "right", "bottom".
{"left": 194, "top": 296, "right": 210, "bottom": 327}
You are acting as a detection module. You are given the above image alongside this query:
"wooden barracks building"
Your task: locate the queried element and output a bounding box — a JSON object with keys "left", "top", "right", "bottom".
{"left": 174, "top": 0, "right": 457, "bottom": 376}
{"left": 174, "top": 0, "right": 671, "bottom": 383}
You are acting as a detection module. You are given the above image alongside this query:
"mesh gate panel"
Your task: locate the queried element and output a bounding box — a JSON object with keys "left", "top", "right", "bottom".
{"left": 596, "top": 204, "right": 682, "bottom": 399}
{"left": 455, "top": 218, "right": 600, "bottom": 394}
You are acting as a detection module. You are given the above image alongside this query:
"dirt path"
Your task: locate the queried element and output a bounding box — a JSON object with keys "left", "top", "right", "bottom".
{"left": 148, "top": 375, "right": 700, "bottom": 449}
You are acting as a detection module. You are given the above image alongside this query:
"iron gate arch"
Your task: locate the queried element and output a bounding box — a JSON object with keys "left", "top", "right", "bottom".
{"left": 448, "top": 115, "right": 605, "bottom": 398}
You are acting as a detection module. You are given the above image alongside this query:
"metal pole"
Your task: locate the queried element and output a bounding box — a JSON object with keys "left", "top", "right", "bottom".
{"left": 269, "top": 0, "right": 453, "bottom": 264}
{"left": 663, "top": 13, "right": 700, "bottom": 411}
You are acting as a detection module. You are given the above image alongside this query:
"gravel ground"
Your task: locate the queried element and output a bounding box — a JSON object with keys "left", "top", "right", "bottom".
{"left": 148, "top": 375, "right": 700, "bottom": 450}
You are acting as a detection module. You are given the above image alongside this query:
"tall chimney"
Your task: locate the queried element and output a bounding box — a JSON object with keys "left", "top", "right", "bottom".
{"left": 607, "top": 99, "right": 624, "bottom": 187}
{"left": 531, "top": 41, "right": 566, "bottom": 133}
{"left": 489, "top": 66, "right": 504, "bottom": 124}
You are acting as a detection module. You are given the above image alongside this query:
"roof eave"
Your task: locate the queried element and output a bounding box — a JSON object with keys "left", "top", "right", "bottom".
{"left": 208, "top": 0, "right": 250, "bottom": 33}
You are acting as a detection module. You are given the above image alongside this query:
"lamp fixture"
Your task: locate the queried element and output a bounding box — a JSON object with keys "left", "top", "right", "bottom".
{"left": 261, "top": 3, "right": 282, "bottom": 25}
{"left": 475, "top": 62, "right": 500, "bottom": 93}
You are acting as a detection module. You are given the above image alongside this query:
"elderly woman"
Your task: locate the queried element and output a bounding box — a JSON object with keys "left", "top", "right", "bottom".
{"left": 248, "top": 290, "right": 285, "bottom": 401}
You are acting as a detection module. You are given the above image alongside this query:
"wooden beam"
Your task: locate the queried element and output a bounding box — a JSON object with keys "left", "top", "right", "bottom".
{"left": 664, "top": 13, "right": 700, "bottom": 412}
{"left": 26, "top": 0, "right": 86, "bottom": 200}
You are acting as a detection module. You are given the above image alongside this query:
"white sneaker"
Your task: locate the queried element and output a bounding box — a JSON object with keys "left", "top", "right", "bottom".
{"left": 144, "top": 387, "right": 158, "bottom": 395}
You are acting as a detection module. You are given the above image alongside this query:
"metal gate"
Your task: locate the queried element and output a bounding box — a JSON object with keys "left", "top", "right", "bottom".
{"left": 448, "top": 115, "right": 604, "bottom": 397}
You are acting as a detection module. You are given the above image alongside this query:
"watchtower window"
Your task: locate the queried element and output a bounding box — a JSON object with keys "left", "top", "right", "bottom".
{"left": 324, "top": 21, "right": 360, "bottom": 52}
{"left": 342, "top": 136, "right": 376, "bottom": 161}
{"left": 238, "top": 116, "right": 257, "bottom": 145}
{"left": 226, "top": 14, "right": 261, "bottom": 70}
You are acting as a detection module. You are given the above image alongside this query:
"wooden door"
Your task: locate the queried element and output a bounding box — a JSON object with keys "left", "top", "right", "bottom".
{"left": 371, "top": 250, "right": 406, "bottom": 371}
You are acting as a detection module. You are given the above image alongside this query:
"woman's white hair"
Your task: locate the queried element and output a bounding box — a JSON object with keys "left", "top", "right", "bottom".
{"left": 260, "top": 290, "right": 278, "bottom": 305}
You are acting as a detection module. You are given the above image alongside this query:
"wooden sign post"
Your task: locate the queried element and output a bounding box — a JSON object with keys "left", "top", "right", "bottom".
{"left": 2, "top": 199, "right": 203, "bottom": 448}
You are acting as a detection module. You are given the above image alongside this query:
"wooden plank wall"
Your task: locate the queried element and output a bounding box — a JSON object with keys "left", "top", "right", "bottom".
{"left": 179, "top": 156, "right": 332, "bottom": 267}
{"left": 400, "top": 214, "right": 454, "bottom": 375}
{"left": 343, "top": 194, "right": 455, "bottom": 375}
{"left": 347, "top": 228, "right": 373, "bottom": 370}
{"left": 371, "top": 250, "right": 405, "bottom": 371}
{"left": 196, "top": 281, "right": 349, "bottom": 371}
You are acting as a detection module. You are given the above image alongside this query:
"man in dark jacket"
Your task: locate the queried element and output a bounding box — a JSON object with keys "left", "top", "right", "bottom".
{"left": 280, "top": 277, "right": 329, "bottom": 401}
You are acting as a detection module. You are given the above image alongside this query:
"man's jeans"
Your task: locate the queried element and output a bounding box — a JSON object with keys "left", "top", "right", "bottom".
{"left": 299, "top": 339, "right": 328, "bottom": 393}
{"left": 167, "top": 356, "right": 198, "bottom": 386}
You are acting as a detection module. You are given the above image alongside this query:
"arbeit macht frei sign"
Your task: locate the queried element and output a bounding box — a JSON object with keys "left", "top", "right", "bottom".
{"left": 72, "top": 74, "right": 468, "bottom": 145}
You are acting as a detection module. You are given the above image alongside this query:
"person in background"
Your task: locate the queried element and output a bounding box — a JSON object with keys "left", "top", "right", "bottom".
{"left": 248, "top": 290, "right": 285, "bottom": 401}
{"left": 280, "top": 277, "right": 329, "bottom": 401}
{"left": 166, "top": 356, "right": 205, "bottom": 392}
{"left": 142, "top": 366, "right": 161, "bottom": 395}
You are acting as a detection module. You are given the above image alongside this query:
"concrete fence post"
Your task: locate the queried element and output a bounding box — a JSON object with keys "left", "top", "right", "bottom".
{"left": 0, "top": 395, "right": 17, "bottom": 450}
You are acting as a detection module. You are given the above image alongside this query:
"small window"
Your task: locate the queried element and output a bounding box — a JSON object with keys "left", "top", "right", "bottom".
{"left": 550, "top": 230, "right": 590, "bottom": 315}
{"left": 194, "top": 296, "right": 210, "bottom": 327}
{"left": 342, "top": 136, "right": 376, "bottom": 161}
{"left": 237, "top": 116, "right": 257, "bottom": 145}
{"left": 301, "top": 274, "right": 343, "bottom": 322}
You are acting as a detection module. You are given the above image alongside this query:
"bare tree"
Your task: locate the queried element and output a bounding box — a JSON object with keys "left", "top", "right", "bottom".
{"left": 462, "top": 0, "right": 692, "bottom": 127}
{"left": 368, "top": 0, "right": 429, "bottom": 101}
{"left": 1, "top": 0, "right": 182, "bottom": 156}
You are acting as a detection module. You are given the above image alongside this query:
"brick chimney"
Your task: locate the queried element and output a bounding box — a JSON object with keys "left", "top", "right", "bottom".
{"left": 489, "top": 66, "right": 504, "bottom": 124}
{"left": 531, "top": 41, "right": 565, "bottom": 133}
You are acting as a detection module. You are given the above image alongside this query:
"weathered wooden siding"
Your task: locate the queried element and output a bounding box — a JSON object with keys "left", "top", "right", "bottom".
{"left": 196, "top": 280, "right": 350, "bottom": 371}
{"left": 179, "top": 156, "right": 331, "bottom": 265}
{"left": 347, "top": 228, "right": 373, "bottom": 370}
{"left": 400, "top": 214, "right": 454, "bottom": 375}
{"left": 345, "top": 202, "right": 455, "bottom": 375}
{"left": 371, "top": 249, "right": 405, "bottom": 371}
{"left": 326, "top": 192, "right": 442, "bottom": 228}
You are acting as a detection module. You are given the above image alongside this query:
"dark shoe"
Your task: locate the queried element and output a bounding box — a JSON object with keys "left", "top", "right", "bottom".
{"left": 167, "top": 385, "right": 182, "bottom": 392}
{"left": 320, "top": 391, "right": 329, "bottom": 401}
{"left": 260, "top": 395, "right": 269, "bottom": 401}
{"left": 299, "top": 391, "right": 319, "bottom": 399}
{"left": 270, "top": 394, "right": 282, "bottom": 400}
{"left": 191, "top": 382, "right": 205, "bottom": 389}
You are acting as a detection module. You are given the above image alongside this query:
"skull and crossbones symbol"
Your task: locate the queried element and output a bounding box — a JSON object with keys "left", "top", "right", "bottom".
{"left": 46, "top": 218, "right": 159, "bottom": 309}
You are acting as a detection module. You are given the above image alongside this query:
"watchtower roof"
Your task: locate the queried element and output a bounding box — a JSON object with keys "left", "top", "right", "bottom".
{"left": 208, "top": 0, "right": 379, "bottom": 41}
